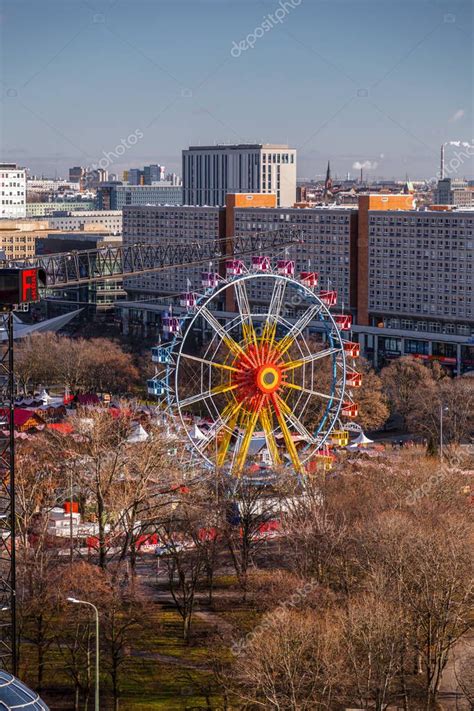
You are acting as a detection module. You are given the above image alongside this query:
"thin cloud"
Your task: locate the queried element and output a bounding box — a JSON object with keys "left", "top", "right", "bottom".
{"left": 449, "top": 109, "right": 465, "bottom": 122}
{"left": 352, "top": 160, "right": 378, "bottom": 170}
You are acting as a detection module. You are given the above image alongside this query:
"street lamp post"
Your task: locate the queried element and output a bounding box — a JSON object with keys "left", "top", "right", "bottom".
{"left": 67, "top": 597, "right": 100, "bottom": 710}
{"left": 440, "top": 404, "right": 449, "bottom": 461}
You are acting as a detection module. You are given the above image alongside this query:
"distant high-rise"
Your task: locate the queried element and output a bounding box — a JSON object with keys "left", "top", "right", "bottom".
{"left": 435, "top": 177, "right": 474, "bottom": 207}
{"left": 69, "top": 166, "right": 86, "bottom": 184}
{"left": 126, "top": 165, "right": 167, "bottom": 185}
{"left": 182, "top": 143, "right": 296, "bottom": 207}
{"left": 144, "top": 164, "right": 166, "bottom": 184}
{"left": 128, "top": 168, "right": 143, "bottom": 185}
{"left": 0, "top": 163, "right": 26, "bottom": 218}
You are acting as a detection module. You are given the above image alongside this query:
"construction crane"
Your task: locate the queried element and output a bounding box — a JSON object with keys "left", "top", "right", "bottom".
{"left": 0, "top": 228, "right": 301, "bottom": 288}
{"left": 0, "top": 225, "right": 301, "bottom": 673}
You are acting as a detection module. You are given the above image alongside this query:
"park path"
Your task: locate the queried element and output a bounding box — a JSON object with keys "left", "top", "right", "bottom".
{"left": 437, "top": 631, "right": 473, "bottom": 710}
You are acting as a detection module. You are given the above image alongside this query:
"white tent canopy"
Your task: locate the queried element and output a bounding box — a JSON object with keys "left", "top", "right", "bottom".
{"left": 189, "top": 424, "right": 207, "bottom": 441}
{"left": 127, "top": 423, "right": 149, "bottom": 443}
{"left": 0, "top": 309, "right": 83, "bottom": 342}
{"left": 351, "top": 431, "right": 374, "bottom": 446}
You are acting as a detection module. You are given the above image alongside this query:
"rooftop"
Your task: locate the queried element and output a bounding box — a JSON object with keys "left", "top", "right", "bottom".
{"left": 186, "top": 143, "right": 292, "bottom": 151}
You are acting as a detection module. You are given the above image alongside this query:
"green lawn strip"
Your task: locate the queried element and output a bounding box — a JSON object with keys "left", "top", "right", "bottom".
{"left": 218, "top": 607, "right": 262, "bottom": 636}
{"left": 19, "top": 607, "right": 221, "bottom": 709}
{"left": 117, "top": 659, "right": 218, "bottom": 710}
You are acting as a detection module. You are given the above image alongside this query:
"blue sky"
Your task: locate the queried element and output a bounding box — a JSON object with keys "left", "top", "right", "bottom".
{"left": 1, "top": 0, "right": 472, "bottom": 179}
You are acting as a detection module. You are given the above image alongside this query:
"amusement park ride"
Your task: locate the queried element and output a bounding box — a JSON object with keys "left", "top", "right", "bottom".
{"left": 0, "top": 224, "right": 361, "bottom": 672}
{"left": 147, "top": 259, "right": 361, "bottom": 475}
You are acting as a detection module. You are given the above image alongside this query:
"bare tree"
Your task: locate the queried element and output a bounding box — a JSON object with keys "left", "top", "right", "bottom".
{"left": 338, "top": 588, "right": 405, "bottom": 711}
{"left": 157, "top": 499, "right": 206, "bottom": 643}
{"left": 222, "top": 475, "right": 282, "bottom": 601}
{"left": 231, "top": 608, "right": 341, "bottom": 710}
{"left": 381, "top": 356, "right": 445, "bottom": 427}
{"left": 406, "top": 376, "right": 474, "bottom": 453}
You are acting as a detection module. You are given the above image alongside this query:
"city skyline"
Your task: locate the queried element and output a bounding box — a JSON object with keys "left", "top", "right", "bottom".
{"left": 0, "top": 0, "right": 472, "bottom": 180}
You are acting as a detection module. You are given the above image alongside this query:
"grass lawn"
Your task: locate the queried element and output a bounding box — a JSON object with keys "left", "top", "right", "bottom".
{"left": 20, "top": 608, "right": 223, "bottom": 710}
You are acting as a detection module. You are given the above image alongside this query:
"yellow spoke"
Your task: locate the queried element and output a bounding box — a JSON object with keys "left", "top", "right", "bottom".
{"left": 235, "top": 280, "right": 259, "bottom": 352}
{"left": 200, "top": 306, "right": 248, "bottom": 360}
{"left": 212, "top": 382, "right": 239, "bottom": 395}
{"left": 260, "top": 405, "right": 281, "bottom": 466}
{"left": 270, "top": 394, "right": 302, "bottom": 474}
{"left": 181, "top": 352, "right": 239, "bottom": 373}
{"left": 262, "top": 319, "right": 277, "bottom": 347}
{"left": 216, "top": 400, "right": 243, "bottom": 467}
{"left": 233, "top": 406, "right": 261, "bottom": 475}
{"left": 274, "top": 394, "right": 316, "bottom": 443}
{"left": 242, "top": 322, "right": 258, "bottom": 349}
{"left": 262, "top": 278, "right": 286, "bottom": 351}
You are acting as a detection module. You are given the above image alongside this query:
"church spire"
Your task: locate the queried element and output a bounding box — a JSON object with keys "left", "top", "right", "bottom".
{"left": 325, "top": 160, "right": 331, "bottom": 186}
{"left": 323, "top": 160, "right": 333, "bottom": 202}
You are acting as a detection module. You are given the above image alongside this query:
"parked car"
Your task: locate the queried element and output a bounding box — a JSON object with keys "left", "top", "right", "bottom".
{"left": 154, "top": 542, "right": 185, "bottom": 557}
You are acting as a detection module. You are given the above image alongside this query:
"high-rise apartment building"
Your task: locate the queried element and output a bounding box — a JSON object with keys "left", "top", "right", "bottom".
{"left": 96, "top": 182, "right": 183, "bottom": 210}
{"left": 182, "top": 144, "right": 296, "bottom": 207}
{"left": 231, "top": 202, "right": 357, "bottom": 308}
{"left": 0, "top": 163, "right": 26, "bottom": 218}
{"left": 122, "top": 205, "right": 225, "bottom": 300}
{"left": 116, "top": 194, "right": 474, "bottom": 374}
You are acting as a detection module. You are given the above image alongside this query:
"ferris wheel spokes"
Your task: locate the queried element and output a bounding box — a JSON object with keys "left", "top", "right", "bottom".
{"left": 270, "top": 393, "right": 302, "bottom": 473}
{"left": 282, "top": 346, "right": 342, "bottom": 372}
{"left": 199, "top": 305, "right": 259, "bottom": 367}
{"left": 261, "top": 277, "right": 287, "bottom": 345}
{"left": 233, "top": 407, "right": 262, "bottom": 474}
{"left": 260, "top": 405, "right": 281, "bottom": 466}
{"left": 194, "top": 399, "right": 243, "bottom": 458}
{"left": 277, "top": 302, "right": 323, "bottom": 356}
{"left": 283, "top": 381, "right": 334, "bottom": 401}
{"left": 180, "top": 351, "right": 239, "bottom": 373}
{"left": 275, "top": 393, "right": 318, "bottom": 444}
{"left": 179, "top": 381, "right": 237, "bottom": 409}
{"left": 233, "top": 278, "right": 258, "bottom": 350}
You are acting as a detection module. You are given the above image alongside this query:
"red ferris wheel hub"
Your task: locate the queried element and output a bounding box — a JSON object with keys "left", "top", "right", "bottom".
{"left": 231, "top": 344, "right": 285, "bottom": 406}
{"left": 255, "top": 364, "right": 282, "bottom": 394}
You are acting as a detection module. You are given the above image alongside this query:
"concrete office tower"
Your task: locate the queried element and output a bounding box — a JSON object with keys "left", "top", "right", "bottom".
{"left": 435, "top": 178, "right": 474, "bottom": 207}
{"left": 0, "top": 163, "right": 26, "bottom": 218}
{"left": 182, "top": 144, "right": 296, "bottom": 207}
{"left": 69, "top": 166, "right": 86, "bottom": 184}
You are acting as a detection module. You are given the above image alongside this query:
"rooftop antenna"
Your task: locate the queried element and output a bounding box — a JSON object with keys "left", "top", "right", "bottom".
{"left": 440, "top": 144, "right": 445, "bottom": 179}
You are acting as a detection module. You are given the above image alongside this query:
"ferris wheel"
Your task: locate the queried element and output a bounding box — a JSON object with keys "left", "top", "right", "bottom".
{"left": 148, "top": 257, "right": 361, "bottom": 475}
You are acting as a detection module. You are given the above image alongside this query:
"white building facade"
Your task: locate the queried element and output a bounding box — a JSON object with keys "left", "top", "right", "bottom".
{"left": 182, "top": 144, "right": 296, "bottom": 207}
{"left": 0, "top": 164, "right": 26, "bottom": 218}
